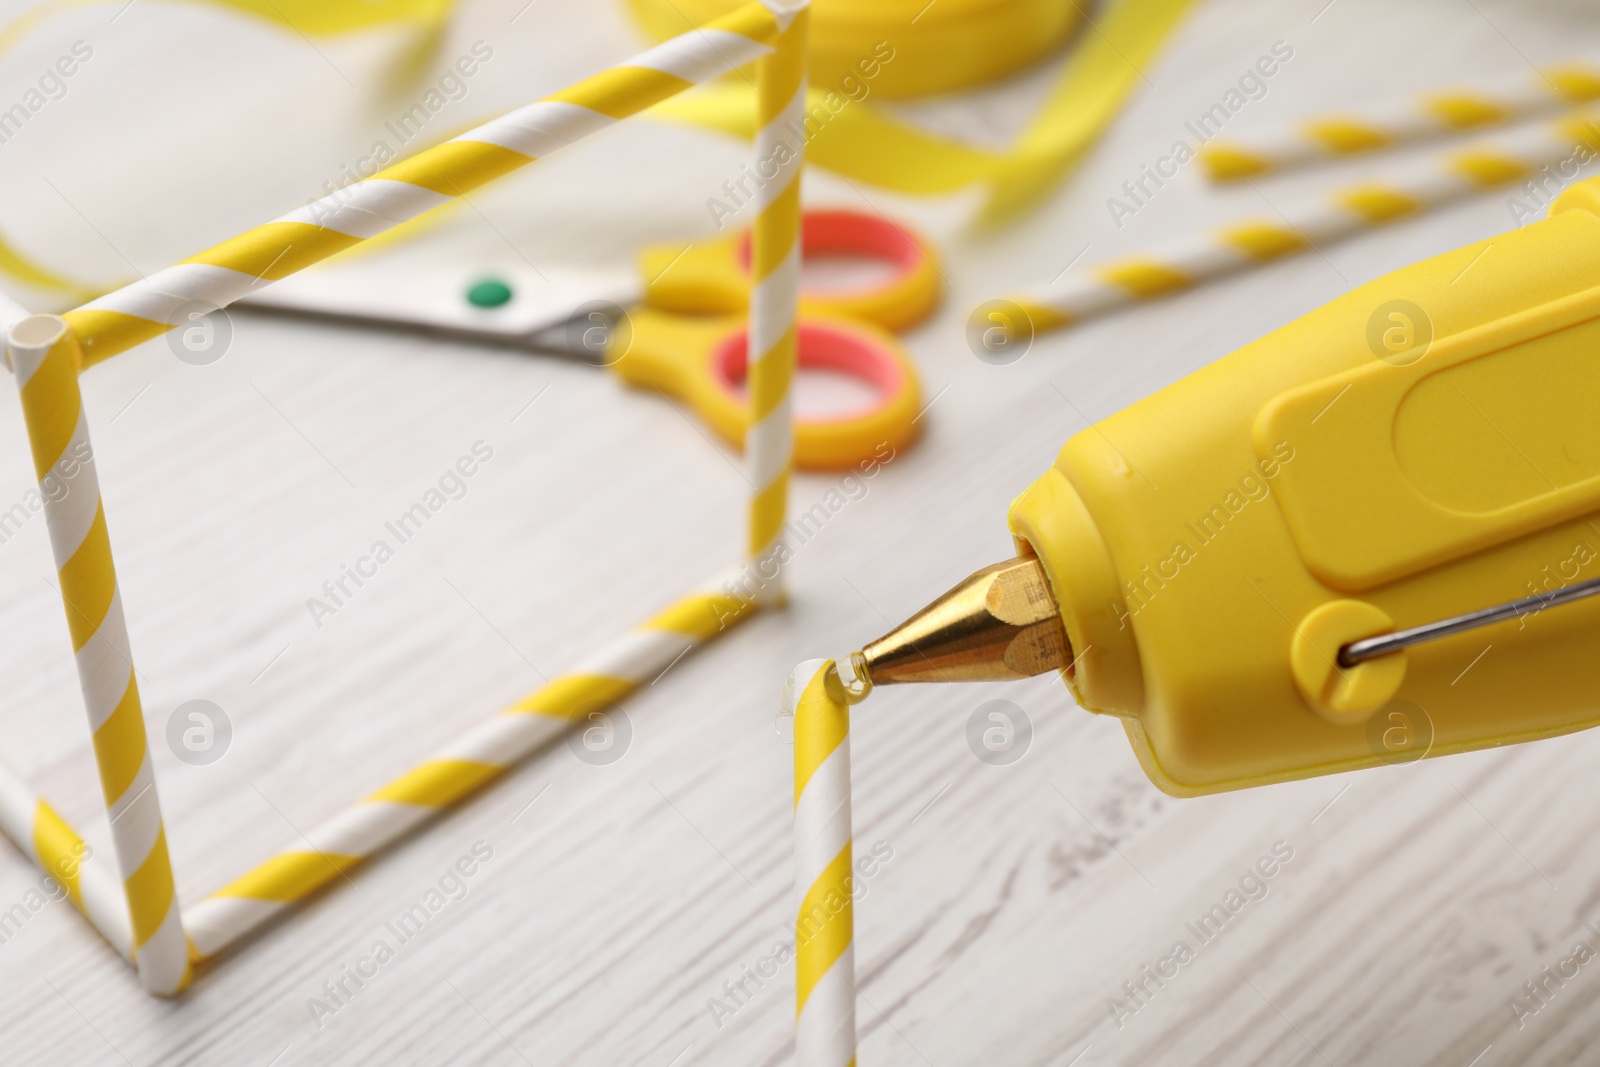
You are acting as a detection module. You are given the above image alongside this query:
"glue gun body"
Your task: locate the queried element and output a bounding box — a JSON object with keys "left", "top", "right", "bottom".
{"left": 855, "top": 178, "right": 1600, "bottom": 795}
{"left": 1003, "top": 177, "right": 1600, "bottom": 794}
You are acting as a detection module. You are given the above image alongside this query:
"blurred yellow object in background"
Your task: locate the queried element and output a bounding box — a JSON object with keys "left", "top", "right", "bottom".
{"left": 624, "top": 0, "right": 1081, "bottom": 100}
{"left": 195, "top": 0, "right": 455, "bottom": 34}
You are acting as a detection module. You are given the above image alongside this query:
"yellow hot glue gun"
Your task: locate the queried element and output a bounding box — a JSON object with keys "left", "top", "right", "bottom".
{"left": 844, "top": 176, "right": 1600, "bottom": 796}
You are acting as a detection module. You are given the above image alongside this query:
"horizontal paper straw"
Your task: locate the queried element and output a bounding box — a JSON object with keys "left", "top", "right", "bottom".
{"left": 789, "top": 658, "right": 855, "bottom": 1067}
{"left": 0, "top": 758, "right": 133, "bottom": 960}
{"left": 61, "top": 2, "right": 786, "bottom": 367}
{"left": 183, "top": 573, "right": 756, "bottom": 958}
{"left": 1007, "top": 113, "right": 1600, "bottom": 334}
{"left": 1201, "top": 57, "right": 1600, "bottom": 180}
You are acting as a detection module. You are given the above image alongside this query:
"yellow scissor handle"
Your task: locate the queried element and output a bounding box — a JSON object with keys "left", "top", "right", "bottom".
{"left": 605, "top": 308, "right": 921, "bottom": 471}
{"left": 637, "top": 208, "right": 942, "bottom": 334}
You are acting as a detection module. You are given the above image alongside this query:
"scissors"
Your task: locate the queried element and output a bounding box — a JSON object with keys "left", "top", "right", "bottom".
{"left": 236, "top": 209, "right": 940, "bottom": 470}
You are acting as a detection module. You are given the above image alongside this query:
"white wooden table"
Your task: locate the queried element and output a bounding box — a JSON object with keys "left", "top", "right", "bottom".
{"left": 0, "top": 0, "right": 1597, "bottom": 1063}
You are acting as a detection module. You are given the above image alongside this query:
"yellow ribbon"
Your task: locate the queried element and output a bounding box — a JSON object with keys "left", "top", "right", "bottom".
{"left": 642, "top": 0, "right": 1196, "bottom": 224}
{"left": 0, "top": 0, "right": 458, "bottom": 301}
{"left": 982, "top": 0, "right": 1194, "bottom": 223}
{"left": 0, "top": 232, "right": 98, "bottom": 302}
{"left": 650, "top": 83, "right": 1000, "bottom": 194}
{"left": 624, "top": 0, "right": 1082, "bottom": 101}
{"left": 1, "top": 0, "right": 1195, "bottom": 300}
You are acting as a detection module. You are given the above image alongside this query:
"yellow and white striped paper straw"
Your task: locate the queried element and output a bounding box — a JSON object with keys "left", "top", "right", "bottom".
{"left": 5, "top": 315, "right": 189, "bottom": 995}
{"left": 745, "top": 2, "right": 808, "bottom": 603}
{"left": 61, "top": 2, "right": 787, "bottom": 367}
{"left": 0, "top": 758, "right": 133, "bottom": 960}
{"left": 790, "top": 659, "right": 855, "bottom": 1067}
{"left": 1202, "top": 57, "right": 1600, "bottom": 180}
{"left": 0, "top": 297, "right": 131, "bottom": 955}
{"left": 183, "top": 574, "right": 756, "bottom": 958}
{"left": 1009, "top": 113, "right": 1600, "bottom": 334}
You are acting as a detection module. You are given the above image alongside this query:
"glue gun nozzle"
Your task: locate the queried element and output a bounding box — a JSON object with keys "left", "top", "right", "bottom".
{"left": 852, "top": 556, "right": 1072, "bottom": 687}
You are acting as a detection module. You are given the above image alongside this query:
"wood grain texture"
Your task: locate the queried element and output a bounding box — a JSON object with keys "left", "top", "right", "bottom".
{"left": 0, "top": 0, "right": 1597, "bottom": 1063}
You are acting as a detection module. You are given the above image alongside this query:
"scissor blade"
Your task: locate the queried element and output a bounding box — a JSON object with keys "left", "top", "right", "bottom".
{"left": 233, "top": 261, "right": 643, "bottom": 351}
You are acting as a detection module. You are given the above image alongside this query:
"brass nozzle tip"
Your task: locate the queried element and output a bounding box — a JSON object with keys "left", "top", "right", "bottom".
{"left": 855, "top": 556, "right": 1071, "bottom": 686}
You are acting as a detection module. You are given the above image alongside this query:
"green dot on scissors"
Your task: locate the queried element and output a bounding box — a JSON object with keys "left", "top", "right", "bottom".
{"left": 466, "top": 278, "right": 513, "bottom": 308}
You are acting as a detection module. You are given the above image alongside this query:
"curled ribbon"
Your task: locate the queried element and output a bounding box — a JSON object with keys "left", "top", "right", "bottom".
{"left": 0, "top": 0, "right": 459, "bottom": 300}
{"left": 636, "top": 0, "right": 1196, "bottom": 225}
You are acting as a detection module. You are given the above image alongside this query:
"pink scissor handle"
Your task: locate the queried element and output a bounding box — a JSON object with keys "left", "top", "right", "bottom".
{"left": 709, "top": 316, "right": 922, "bottom": 470}
{"left": 739, "top": 209, "right": 942, "bottom": 334}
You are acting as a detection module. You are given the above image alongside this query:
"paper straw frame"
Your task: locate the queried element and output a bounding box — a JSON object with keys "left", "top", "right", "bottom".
{"left": 0, "top": 0, "right": 808, "bottom": 995}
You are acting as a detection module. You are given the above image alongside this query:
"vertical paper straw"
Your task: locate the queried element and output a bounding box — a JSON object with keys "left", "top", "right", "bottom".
{"left": 0, "top": 758, "right": 133, "bottom": 960}
{"left": 0, "top": 295, "right": 134, "bottom": 956}
{"left": 744, "top": 1, "right": 808, "bottom": 602}
{"left": 789, "top": 659, "right": 855, "bottom": 1066}
{"left": 61, "top": 3, "right": 786, "bottom": 367}
{"left": 1006, "top": 113, "right": 1600, "bottom": 334}
{"left": 183, "top": 573, "right": 757, "bottom": 958}
{"left": 5, "top": 315, "right": 189, "bottom": 995}
{"left": 1201, "top": 57, "right": 1600, "bottom": 181}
